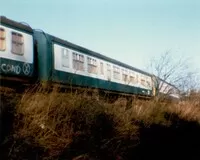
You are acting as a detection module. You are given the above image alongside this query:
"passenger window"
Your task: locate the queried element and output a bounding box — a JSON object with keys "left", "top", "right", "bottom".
{"left": 146, "top": 80, "right": 151, "bottom": 87}
{"left": 129, "top": 71, "right": 136, "bottom": 84}
{"left": 11, "top": 32, "right": 24, "bottom": 55}
{"left": 146, "top": 77, "right": 152, "bottom": 87}
{"left": 73, "top": 52, "right": 84, "bottom": 71}
{"left": 62, "top": 48, "right": 69, "bottom": 68}
{"left": 141, "top": 79, "right": 145, "bottom": 86}
{"left": 130, "top": 76, "right": 135, "bottom": 83}
{"left": 0, "top": 28, "right": 6, "bottom": 51}
{"left": 87, "top": 57, "right": 97, "bottom": 74}
{"left": 113, "top": 65, "right": 120, "bottom": 80}
{"left": 122, "top": 69, "right": 128, "bottom": 82}
{"left": 140, "top": 76, "right": 146, "bottom": 86}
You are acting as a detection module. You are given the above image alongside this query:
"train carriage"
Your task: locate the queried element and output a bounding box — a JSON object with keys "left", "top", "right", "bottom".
{"left": 34, "top": 30, "right": 153, "bottom": 97}
{"left": 0, "top": 16, "right": 35, "bottom": 85}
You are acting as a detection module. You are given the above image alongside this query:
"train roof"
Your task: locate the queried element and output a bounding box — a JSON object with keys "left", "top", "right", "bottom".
{"left": 47, "top": 33, "right": 152, "bottom": 77}
{"left": 0, "top": 16, "right": 33, "bottom": 33}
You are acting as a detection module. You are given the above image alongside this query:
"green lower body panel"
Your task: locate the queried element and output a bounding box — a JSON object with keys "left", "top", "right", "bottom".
{"left": 0, "top": 58, "right": 34, "bottom": 77}
{"left": 52, "top": 70, "right": 152, "bottom": 96}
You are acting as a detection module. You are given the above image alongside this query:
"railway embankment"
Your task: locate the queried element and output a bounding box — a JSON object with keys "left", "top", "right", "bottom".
{"left": 0, "top": 86, "right": 200, "bottom": 160}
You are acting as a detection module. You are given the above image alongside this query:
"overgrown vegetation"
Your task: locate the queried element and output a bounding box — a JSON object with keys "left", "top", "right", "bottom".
{"left": 1, "top": 85, "right": 200, "bottom": 160}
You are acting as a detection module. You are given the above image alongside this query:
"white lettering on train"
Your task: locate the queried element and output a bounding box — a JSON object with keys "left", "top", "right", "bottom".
{"left": 1, "top": 64, "right": 21, "bottom": 74}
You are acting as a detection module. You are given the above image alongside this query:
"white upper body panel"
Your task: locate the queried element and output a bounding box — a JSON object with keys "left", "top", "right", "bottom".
{"left": 53, "top": 43, "right": 153, "bottom": 90}
{"left": 0, "top": 25, "right": 33, "bottom": 64}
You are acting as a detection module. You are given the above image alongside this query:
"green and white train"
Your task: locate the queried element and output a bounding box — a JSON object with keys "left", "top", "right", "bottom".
{"left": 0, "top": 16, "right": 180, "bottom": 99}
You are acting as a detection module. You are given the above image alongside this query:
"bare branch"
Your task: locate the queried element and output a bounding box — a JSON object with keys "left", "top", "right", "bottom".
{"left": 147, "top": 51, "right": 200, "bottom": 97}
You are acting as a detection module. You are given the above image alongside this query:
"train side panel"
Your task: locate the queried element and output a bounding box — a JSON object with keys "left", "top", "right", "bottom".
{"left": 51, "top": 40, "right": 153, "bottom": 96}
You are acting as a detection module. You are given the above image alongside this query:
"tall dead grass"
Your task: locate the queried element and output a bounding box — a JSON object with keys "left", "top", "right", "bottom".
{"left": 14, "top": 88, "right": 106, "bottom": 156}
{"left": 1, "top": 84, "right": 200, "bottom": 159}
{"left": 168, "top": 101, "right": 200, "bottom": 122}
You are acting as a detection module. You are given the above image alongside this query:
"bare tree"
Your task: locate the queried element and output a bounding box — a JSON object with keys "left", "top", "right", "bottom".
{"left": 147, "top": 51, "right": 199, "bottom": 98}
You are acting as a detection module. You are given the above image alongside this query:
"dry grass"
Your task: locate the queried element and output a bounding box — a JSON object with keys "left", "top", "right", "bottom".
{"left": 14, "top": 88, "right": 106, "bottom": 156}
{"left": 168, "top": 101, "right": 200, "bottom": 122}
{"left": 109, "top": 98, "right": 169, "bottom": 127}
{"left": 1, "top": 84, "right": 200, "bottom": 159}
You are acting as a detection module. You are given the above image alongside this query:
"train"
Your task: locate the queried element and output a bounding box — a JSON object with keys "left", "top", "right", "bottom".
{"left": 0, "top": 16, "right": 180, "bottom": 99}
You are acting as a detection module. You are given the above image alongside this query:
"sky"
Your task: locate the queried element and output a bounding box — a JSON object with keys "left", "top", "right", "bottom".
{"left": 1, "top": 0, "right": 200, "bottom": 73}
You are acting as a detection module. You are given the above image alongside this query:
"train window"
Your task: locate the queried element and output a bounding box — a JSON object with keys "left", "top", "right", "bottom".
{"left": 122, "top": 69, "right": 128, "bottom": 82}
{"left": 113, "top": 66, "right": 120, "bottom": 80}
{"left": 130, "top": 76, "right": 135, "bottom": 83}
{"left": 146, "top": 77, "right": 151, "bottom": 87}
{"left": 146, "top": 80, "right": 151, "bottom": 87}
{"left": 73, "top": 52, "right": 84, "bottom": 71}
{"left": 87, "top": 57, "right": 97, "bottom": 74}
{"left": 61, "top": 48, "right": 69, "bottom": 68}
{"left": 100, "top": 62, "right": 104, "bottom": 75}
{"left": 0, "top": 28, "right": 6, "bottom": 51}
{"left": 129, "top": 71, "right": 137, "bottom": 84}
{"left": 139, "top": 75, "right": 147, "bottom": 86}
{"left": 11, "top": 32, "right": 24, "bottom": 55}
{"left": 141, "top": 78, "right": 146, "bottom": 86}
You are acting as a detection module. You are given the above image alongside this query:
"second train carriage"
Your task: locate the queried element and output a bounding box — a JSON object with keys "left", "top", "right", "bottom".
{"left": 34, "top": 30, "right": 154, "bottom": 97}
